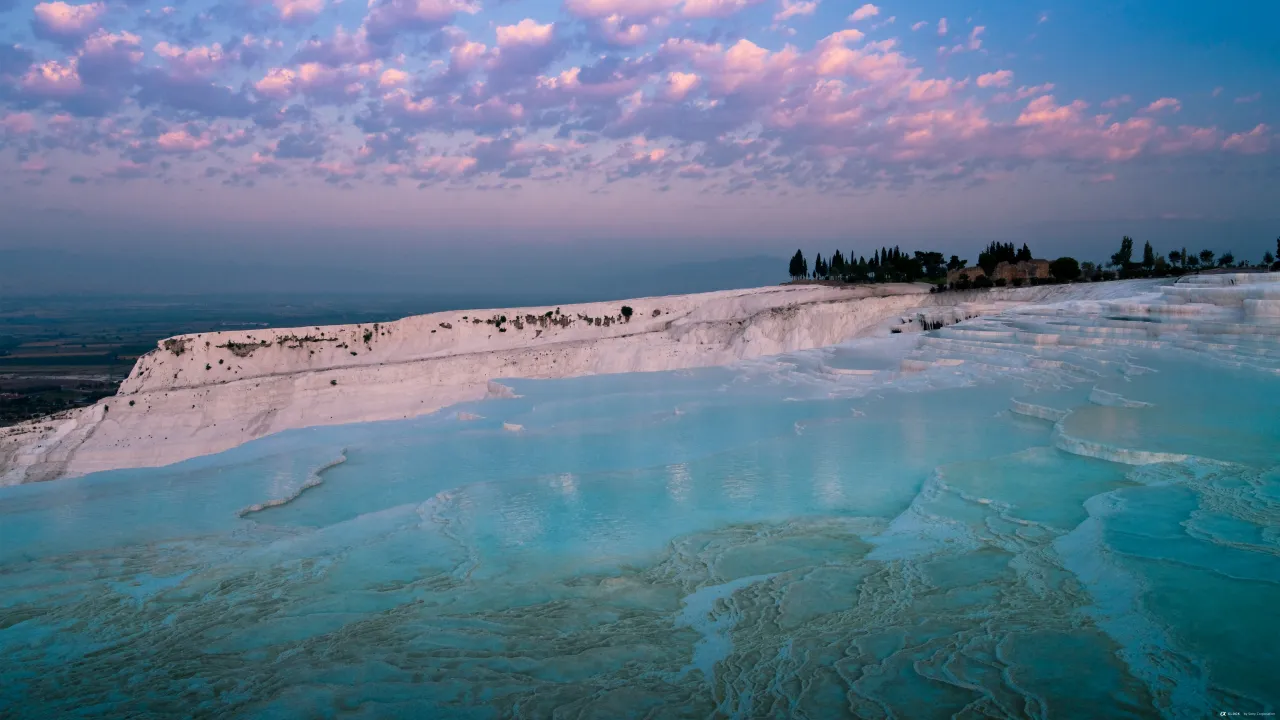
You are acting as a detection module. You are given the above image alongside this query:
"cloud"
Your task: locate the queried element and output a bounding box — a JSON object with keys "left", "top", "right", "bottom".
{"left": 135, "top": 70, "right": 258, "bottom": 118}
{"left": 156, "top": 128, "right": 214, "bottom": 153}
{"left": 20, "top": 60, "right": 83, "bottom": 98}
{"left": 379, "top": 68, "right": 410, "bottom": 88}
{"left": 967, "top": 26, "right": 984, "bottom": 51}
{"left": 274, "top": 131, "right": 328, "bottom": 159}
{"left": 104, "top": 161, "right": 152, "bottom": 180}
{"left": 1234, "top": 92, "right": 1261, "bottom": 104}
{"left": 1, "top": 113, "right": 38, "bottom": 134}
{"left": 1222, "top": 124, "right": 1270, "bottom": 155}
{"left": 991, "top": 82, "right": 1053, "bottom": 103}
{"left": 154, "top": 42, "right": 229, "bottom": 80}
{"left": 275, "top": 0, "right": 325, "bottom": 24}
{"left": 665, "top": 70, "right": 699, "bottom": 100}
{"left": 1, "top": 0, "right": 1267, "bottom": 195}
{"left": 292, "top": 26, "right": 377, "bottom": 67}
{"left": 976, "top": 70, "right": 1013, "bottom": 88}
{"left": 364, "top": 0, "right": 481, "bottom": 43}
{"left": 910, "top": 21, "right": 926, "bottom": 31}
{"left": 1015, "top": 95, "right": 1087, "bottom": 126}
{"left": 1101, "top": 94, "right": 1131, "bottom": 108}
{"left": 773, "top": 0, "right": 817, "bottom": 23}
{"left": 1143, "top": 97, "right": 1180, "bottom": 113}
{"left": 681, "top": 0, "right": 767, "bottom": 19}
{"left": 848, "top": 3, "right": 878, "bottom": 22}
{"left": 495, "top": 19, "right": 555, "bottom": 47}
{"left": 254, "top": 62, "right": 366, "bottom": 102}
{"left": 31, "top": 2, "right": 106, "bottom": 45}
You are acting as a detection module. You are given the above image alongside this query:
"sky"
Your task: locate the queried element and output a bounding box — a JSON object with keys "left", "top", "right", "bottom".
{"left": 1, "top": 0, "right": 1278, "bottom": 290}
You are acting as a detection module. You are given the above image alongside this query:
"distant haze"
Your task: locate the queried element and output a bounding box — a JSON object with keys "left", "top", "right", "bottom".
{"left": 3, "top": 213, "right": 1276, "bottom": 298}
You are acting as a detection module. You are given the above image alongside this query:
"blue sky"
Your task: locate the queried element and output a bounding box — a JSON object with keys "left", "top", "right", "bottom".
{"left": 0, "top": 0, "right": 1277, "bottom": 273}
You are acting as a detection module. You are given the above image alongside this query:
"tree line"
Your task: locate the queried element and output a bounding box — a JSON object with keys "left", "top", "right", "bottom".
{"left": 788, "top": 236, "right": 1280, "bottom": 290}
{"left": 789, "top": 246, "right": 952, "bottom": 284}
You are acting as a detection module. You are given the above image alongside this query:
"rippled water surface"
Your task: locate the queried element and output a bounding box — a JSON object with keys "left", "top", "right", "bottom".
{"left": 3, "top": 283, "right": 1280, "bottom": 719}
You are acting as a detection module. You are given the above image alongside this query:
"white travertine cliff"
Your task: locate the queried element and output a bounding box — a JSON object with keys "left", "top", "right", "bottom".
{"left": 0, "top": 279, "right": 1169, "bottom": 484}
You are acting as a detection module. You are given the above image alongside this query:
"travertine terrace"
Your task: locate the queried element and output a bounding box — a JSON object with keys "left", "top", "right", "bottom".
{"left": 0, "top": 279, "right": 1171, "bottom": 484}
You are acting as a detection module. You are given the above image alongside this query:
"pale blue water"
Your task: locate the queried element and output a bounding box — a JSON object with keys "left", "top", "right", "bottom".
{"left": 2, "top": 298, "right": 1280, "bottom": 718}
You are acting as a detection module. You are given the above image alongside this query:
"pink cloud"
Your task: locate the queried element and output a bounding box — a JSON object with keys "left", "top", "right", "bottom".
{"left": 1223, "top": 124, "right": 1271, "bottom": 155}
{"left": 495, "top": 19, "right": 555, "bottom": 47}
{"left": 156, "top": 128, "right": 214, "bottom": 153}
{"left": 665, "top": 71, "right": 700, "bottom": 100}
{"left": 848, "top": 3, "right": 878, "bottom": 22}
{"left": 976, "top": 70, "right": 1013, "bottom": 88}
{"left": 21, "top": 158, "right": 51, "bottom": 174}
{"left": 1015, "top": 95, "right": 1087, "bottom": 126}
{"left": 20, "top": 60, "right": 83, "bottom": 97}
{"left": 937, "top": 17, "right": 947, "bottom": 35}
{"left": 910, "top": 21, "right": 926, "bottom": 31}
{"left": 813, "top": 33, "right": 912, "bottom": 84}
{"left": 592, "top": 15, "right": 662, "bottom": 46}
{"left": 773, "top": 0, "right": 817, "bottom": 23}
{"left": 6, "top": 0, "right": 1268, "bottom": 196}
{"left": 1234, "top": 92, "right": 1261, "bottom": 104}
{"left": 1090, "top": 173, "right": 1116, "bottom": 183}
{"left": 681, "top": 0, "right": 767, "bottom": 19}
{"left": 968, "top": 26, "right": 985, "bottom": 51}
{"left": 80, "top": 30, "right": 143, "bottom": 65}
{"left": 1154, "top": 126, "right": 1220, "bottom": 155}
{"left": 1143, "top": 97, "right": 1181, "bottom": 114}
{"left": 254, "top": 63, "right": 363, "bottom": 101}
{"left": 378, "top": 68, "right": 410, "bottom": 88}
{"left": 992, "top": 83, "right": 1053, "bottom": 103}
{"left": 364, "top": 0, "right": 480, "bottom": 41}
{"left": 1101, "top": 94, "right": 1131, "bottom": 108}
{"left": 1, "top": 113, "right": 38, "bottom": 134}
{"left": 32, "top": 2, "right": 106, "bottom": 42}
{"left": 905, "top": 77, "right": 964, "bottom": 102}
{"left": 153, "top": 42, "right": 228, "bottom": 79}
{"left": 275, "top": 0, "right": 325, "bottom": 24}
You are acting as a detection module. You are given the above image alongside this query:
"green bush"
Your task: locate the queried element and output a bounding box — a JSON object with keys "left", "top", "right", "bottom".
{"left": 1050, "top": 257, "right": 1080, "bottom": 282}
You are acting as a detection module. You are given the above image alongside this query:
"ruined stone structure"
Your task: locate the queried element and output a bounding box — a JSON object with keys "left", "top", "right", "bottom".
{"left": 946, "top": 267, "right": 986, "bottom": 285}
{"left": 991, "top": 259, "right": 1052, "bottom": 284}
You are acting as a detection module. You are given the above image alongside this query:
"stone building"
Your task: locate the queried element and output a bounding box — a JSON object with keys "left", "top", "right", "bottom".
{"left": 991, "top": 259, "right": 1052, "bottom": 284}
{"left": 946, "top": 266, "right": 986, "bottom": 285}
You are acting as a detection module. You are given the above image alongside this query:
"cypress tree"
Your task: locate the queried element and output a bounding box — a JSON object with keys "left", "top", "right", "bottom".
{"left": 789, "top": 249, "right": 807, "bottom": 279}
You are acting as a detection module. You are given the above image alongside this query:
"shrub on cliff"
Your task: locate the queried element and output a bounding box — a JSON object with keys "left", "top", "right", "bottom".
{"left": 621, "top": 306, "right": 633, "bottom": 321}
